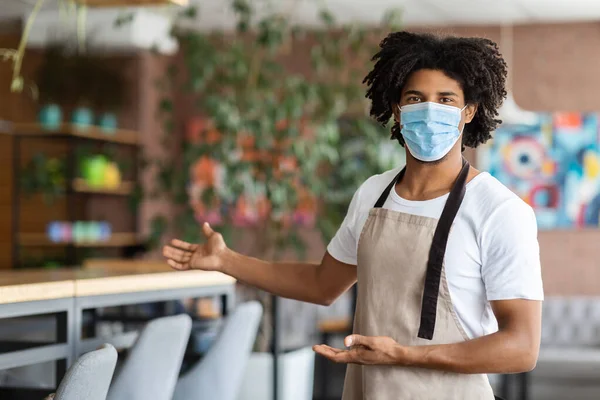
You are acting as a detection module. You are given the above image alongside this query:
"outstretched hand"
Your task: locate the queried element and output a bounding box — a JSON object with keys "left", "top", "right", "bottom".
{"left": 313, "top": 335, "right": 403, "bottom": 366}
{"left": 162, "top": 222, "right": 227, "bottom": 271}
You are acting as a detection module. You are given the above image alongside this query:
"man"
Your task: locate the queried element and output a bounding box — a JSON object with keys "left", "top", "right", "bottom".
{"left": 163, "top": 31, "right": 543, "bottom": 399}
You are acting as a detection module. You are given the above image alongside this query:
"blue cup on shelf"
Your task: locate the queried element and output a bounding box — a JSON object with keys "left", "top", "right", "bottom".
{"left": 39, "top": 104, "right": 62, "bottom": 131}
{"left": 99, "top": 222, "right": 112, "bottom": 241}
{"left": 72, "top": 107, "right": 94, "bottom": 131}
{"left": 98, "top": 113, "right": 118, "bottom": 134}
{"left": 47, "top": 221, "right": 63, "bottom": 243}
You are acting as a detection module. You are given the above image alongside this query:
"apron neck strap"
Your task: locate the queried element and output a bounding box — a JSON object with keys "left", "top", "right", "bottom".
{"left": 373, "top": 158, "right": 468, "bottom": 209}
{"left": 418, "top": 158, "right": 470, "bottom": 340}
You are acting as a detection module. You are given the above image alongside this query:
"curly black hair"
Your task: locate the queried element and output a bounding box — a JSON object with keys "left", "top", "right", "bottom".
{"left": 363, "top": 31, "right": 508, "bottom": 149}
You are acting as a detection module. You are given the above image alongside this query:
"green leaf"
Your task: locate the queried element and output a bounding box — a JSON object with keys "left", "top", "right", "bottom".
{"left": 179, "top": 6, "right": 198, "bottom": 20}
{"left": 382, "top": 8, "right": 403, "bottom": 30}
{"left": 318, "top": 9, "right": 335, "bottom": 26}
{"left": 114, "top": 12, "right": 135, "bottom": 28}
{"left": 148, "top": 215, "right": 168, "bottom": 249}
{"left": 159, "top": 98, "right": 173, "bottom": 113}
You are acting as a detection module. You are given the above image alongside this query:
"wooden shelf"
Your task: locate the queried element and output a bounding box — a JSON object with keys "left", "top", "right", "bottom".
{"left": 12, "top": 123, "right": 140, "bottom": 146}
{"left": 75, "top": 0, "right": 187, "bottom": 6}
{"left": 72, "top": 178, "right": 134, "bottom": 195}
{"left": 19, "top": 233, "right": 140, "bottom": 248}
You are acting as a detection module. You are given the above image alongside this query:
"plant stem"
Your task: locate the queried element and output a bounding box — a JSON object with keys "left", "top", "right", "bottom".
{"left": 12, "top": 0, "right": 47, "bottom": 92}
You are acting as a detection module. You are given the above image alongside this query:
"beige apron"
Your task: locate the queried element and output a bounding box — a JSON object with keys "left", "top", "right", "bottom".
{"left": 342, "top": 160, "right": 496, "bottom": 400}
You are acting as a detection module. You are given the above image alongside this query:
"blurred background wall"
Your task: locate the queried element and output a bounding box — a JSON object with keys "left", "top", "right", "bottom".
{"left": 1, "top": 17, "right": 600, "bottom": 293}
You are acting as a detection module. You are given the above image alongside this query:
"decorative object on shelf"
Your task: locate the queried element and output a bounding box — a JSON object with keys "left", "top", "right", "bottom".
{"left": 20, "top": 153, "right": 66, "bottom": 205}
{"left": 38, "top": 104, "right": 63, "bottom": 131}
{"left": 103, "top": 162, "right": 122, "bottom": 189}
{"left": 81, "top": 154, "right": 109, "bottom": 188}
{"left": 71, "top": 221, "right": 113, "bottom": 243}
{"left": 80, "top": 154, "right": 123, "bottom": 189}
{"left": 94, "top": 64, "right": 126, "bottom": 134}
{"left": 37, "top": 44, "right": 68, "bottom": 130}
{"left": 46, "top": 221, "right": 74, "bottom": 243}
{"left": 98, "top": 112, "right": 118, "bottom": 133}
{"left": 99, "top": 221, "right": 113, "bottom": 241}
{"left": 72, "top": 106, "right": 94, "bottom": 130}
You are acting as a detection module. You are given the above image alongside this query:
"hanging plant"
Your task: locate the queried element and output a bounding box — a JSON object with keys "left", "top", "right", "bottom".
{"left": 0, "top": 0, "right": 87, "bottom": 99}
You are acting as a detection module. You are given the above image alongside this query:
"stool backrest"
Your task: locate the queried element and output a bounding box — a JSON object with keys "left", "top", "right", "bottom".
{"left": 173, "top": 302, "right": 263, "bottom": 400}
{"left": 54, "top": 344, "right": 118, "bottom": 400}
{"left": 107, "top": 314, "right": 192, "bottom": 400}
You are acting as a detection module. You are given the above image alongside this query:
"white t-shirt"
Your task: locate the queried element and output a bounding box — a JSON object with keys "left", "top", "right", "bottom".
{"left": 327, "top": 168, "right": 544, "bottom": 339}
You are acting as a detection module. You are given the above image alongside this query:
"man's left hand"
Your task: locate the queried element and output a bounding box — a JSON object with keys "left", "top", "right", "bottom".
{"left": 313, "top": 335, "right": 406, "bottom": 365}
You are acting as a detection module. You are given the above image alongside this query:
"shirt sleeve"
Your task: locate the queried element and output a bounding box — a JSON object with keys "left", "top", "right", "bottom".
{"left": 326, "top": 186, "right": 362, "bottom": 266}
{"left": 480, "top": 198, "right": 544, "bottom": 301}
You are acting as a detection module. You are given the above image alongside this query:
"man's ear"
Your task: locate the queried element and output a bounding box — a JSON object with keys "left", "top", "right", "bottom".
{"left": 465, "top": 103, "right": 478, "bottom": 124}
{"left": 392, "top": 104, "right": 400, "bottom": 123}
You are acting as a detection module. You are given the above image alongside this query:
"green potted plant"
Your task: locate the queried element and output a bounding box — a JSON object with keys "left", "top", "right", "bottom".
{"left": 20, "top": 153, "right": 66, "bottom": 204}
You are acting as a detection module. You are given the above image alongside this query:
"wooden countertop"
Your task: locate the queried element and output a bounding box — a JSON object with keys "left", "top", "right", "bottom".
{"left": 0, "top": 264, "right": 236, "bottom": 303}
{"left": 73, "top": 268, "right": 235, "bottom": 297}
{"left": 0, "top": 269, "right": 76, "bottom": 304}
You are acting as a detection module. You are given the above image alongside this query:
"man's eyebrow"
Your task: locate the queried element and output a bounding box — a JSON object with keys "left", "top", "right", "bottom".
{"left": 403, "top": 90, "right": 423, "bottom": 96}
{"left": 438, "top": 91, "right": 459, "bottom": 97}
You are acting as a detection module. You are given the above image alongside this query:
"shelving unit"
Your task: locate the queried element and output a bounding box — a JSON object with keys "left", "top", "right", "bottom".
{"left": 72, "top": 178, "right": 134, "bottom": 195}
{"left": 13, "top": 124, "right": 140, "bottom": 146}
{"left": 19, "top": 232, "right": 140, "bottom": 248}
{"left": 10, "top": 123, "right": 142, "bottom": 268}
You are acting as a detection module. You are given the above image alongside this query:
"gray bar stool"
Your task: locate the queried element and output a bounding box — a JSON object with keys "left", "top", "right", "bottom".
{"left": 52, "top": 344, "right": 118, "bottom": 400}
{"left": 107, "top": 314, "right": 192, "bottom": 400}
{"left": 173, "top": 302, "right": 263, "bottom": 400}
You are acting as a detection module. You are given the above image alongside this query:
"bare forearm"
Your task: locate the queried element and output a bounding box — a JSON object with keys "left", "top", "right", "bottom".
{"left": 401, "top": 331, "right": 538, "bottom": 374}
{"left": 220, "top": 249, "right": 332, "bottom": 305}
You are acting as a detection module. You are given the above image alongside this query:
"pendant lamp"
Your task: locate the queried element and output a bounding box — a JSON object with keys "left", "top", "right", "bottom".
{"left": 499, "top": 25, "right": 539, "bottom": 126}
{"left": 500, "top": 92, "right": 539, "bottom": 126}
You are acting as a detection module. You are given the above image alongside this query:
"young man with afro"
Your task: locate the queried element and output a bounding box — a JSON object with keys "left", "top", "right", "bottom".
{"left": 164, "top": 31, "right": 543, "bottom": 399}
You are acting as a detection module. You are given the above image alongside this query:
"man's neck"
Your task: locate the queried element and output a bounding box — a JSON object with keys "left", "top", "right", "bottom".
{"left": 397, "top": 151, "right": 464, "bottom": 201}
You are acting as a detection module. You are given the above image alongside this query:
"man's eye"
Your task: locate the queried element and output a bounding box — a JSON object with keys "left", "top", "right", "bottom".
{"left": 407, "top": 97, "right": 421, "bottom": 102}
{"left": 440, "top": 97, "right": 453, "bottom": 103}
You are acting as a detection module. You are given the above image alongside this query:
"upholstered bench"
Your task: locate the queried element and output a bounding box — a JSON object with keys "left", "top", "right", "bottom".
{"left": 530, "top": 297, "right": 600, "bottom": 400}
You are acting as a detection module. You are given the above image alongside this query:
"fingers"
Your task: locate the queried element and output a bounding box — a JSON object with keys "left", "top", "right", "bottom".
{"left": 313, "top": 345, "right": 355, "bottom": 364}
{"left": 202, "top": 222, "right": 215, "bottom": 238}
{"left": 345, "top": 334, "right": 373, "bottom": 348}
{"left": 313, "top": 345, "right": 343, "bottom": 354}
{"left": 167, "top": 259, "right": 189, "bottom": 271}
{"left": 162, "top": 245, "right": 192, "bottom": 263}
{"left": 313, "top": 345, "right": 340, "bottom": 359}
{"left": 170, "top": 239, "right": 198, "bottom": 252}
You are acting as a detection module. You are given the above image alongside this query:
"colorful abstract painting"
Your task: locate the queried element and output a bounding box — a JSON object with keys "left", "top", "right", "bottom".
{"left": 479, "top": 112, "right": 600, "bottom": 229}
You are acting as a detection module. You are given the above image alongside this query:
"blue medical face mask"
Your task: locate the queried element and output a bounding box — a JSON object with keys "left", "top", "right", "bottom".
{"left": 399, "top": 102, "right": 467, "bottom": 162}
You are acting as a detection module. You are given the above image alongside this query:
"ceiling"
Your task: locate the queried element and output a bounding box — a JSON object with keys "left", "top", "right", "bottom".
{"left": 4, "top": 0, "right": 600, "bottom": 29}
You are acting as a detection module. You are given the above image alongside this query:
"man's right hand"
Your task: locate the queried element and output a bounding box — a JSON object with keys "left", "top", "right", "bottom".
{"left": 162, "top": 222, "right": 227, "bottom": 271}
